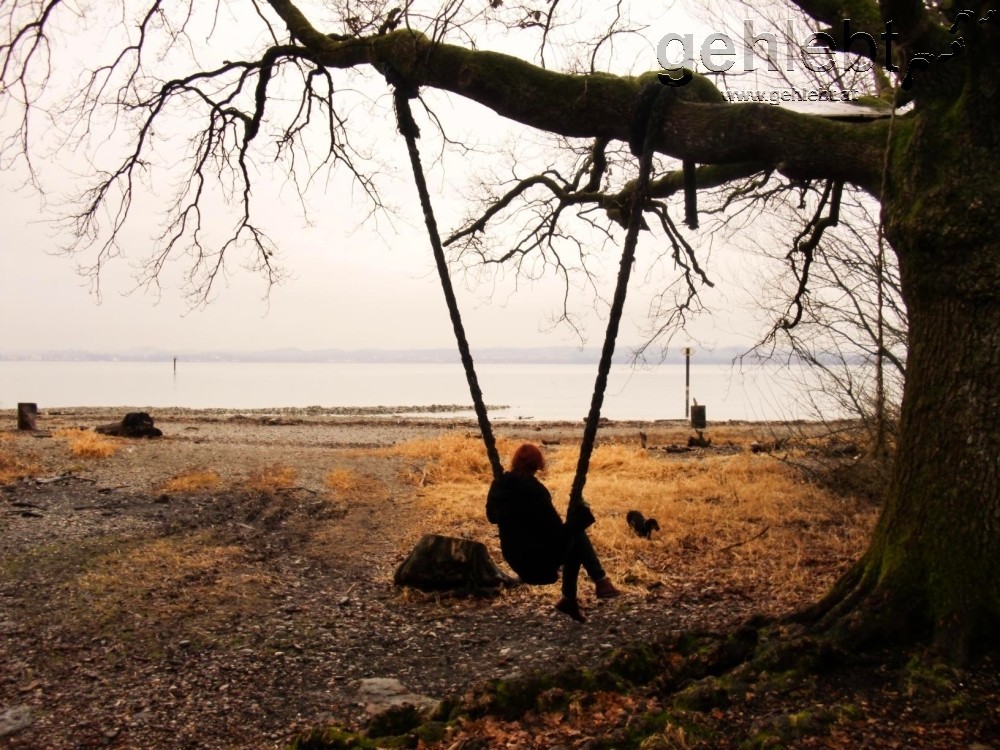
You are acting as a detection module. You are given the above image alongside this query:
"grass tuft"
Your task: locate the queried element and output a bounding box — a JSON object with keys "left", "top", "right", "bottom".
{"left": 244, "top": 464, "right": 297, "bottom": 492}
{"left": 324, "top": 468, "right": 384, "bottom": 499}
{"left": 0, "top": 441, "right": 36, "bottom": 483}
{"left": 53, "top": 427, "right": 119, "bottom": 458}
{"left": 159, "top": 469, "right": 222, "bottom": 493}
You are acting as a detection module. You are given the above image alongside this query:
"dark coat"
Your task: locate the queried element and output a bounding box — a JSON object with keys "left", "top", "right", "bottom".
{"left": 486, "top": 471, "right": 567, "bottom": 585}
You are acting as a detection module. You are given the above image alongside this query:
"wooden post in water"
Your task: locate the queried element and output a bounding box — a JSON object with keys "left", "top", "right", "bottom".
{"left": 17, "top": 402, "right": 38, "bottom": 431}
{"left": 173, "top": 357, "right": 177, "bottom": 373}
{"left": 682, "top": 347, "right": 694, "bottom": 418}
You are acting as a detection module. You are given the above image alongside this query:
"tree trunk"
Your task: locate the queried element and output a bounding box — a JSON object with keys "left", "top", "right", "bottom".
{"left": 817, "top": 287, "right": 1000, "bottom": 659}
{"left": 802, "top": 90, "right": 1000, "bottom": 661}
{"left": 16, "top": 403, "right": 37, "bottom": 431}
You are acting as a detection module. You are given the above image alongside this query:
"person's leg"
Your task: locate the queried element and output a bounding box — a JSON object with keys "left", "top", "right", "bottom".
{"left": 573, "top": 531, "right": 606, "bottom": 583}
{"left": 573, "top": 531, "right": 621, "bottom": 599}
{"left": 555, "top": 533, "right": 587, "bottom": 621}
{"left": 556, "top": 532, "right": 619, "bottom": 621}
{"left": 560, "top": 532, "right": 614, "bottom": 592}
{"left": 560, "top": 534, "right": 585, "bottom": 599}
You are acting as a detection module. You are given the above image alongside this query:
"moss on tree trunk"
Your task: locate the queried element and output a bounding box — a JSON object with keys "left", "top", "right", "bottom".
{"left": 798, "top": 76, "right": 1000, "bottom": 660}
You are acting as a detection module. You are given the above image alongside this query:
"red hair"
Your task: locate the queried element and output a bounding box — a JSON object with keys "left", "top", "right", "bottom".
{"left": 510, "top": 443, "right": 545, "bottom": 475}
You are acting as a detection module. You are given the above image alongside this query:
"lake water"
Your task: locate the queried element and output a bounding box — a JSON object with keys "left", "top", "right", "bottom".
{"left": 0, "top": 360, "right": 847, "bottom": 422}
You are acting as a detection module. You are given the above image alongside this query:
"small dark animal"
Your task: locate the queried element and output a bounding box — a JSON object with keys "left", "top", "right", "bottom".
{"left": 627, "top": 510, "right": 660, "bottom": 539}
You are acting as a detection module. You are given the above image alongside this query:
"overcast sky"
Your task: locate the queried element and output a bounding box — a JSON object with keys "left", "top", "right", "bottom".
{"left": 0, "top": 2, "right": 773, "bottom": 357}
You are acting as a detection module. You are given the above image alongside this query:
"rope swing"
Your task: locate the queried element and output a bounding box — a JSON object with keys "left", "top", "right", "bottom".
{"left": 391, "top": 74, "right": 668, "bottom": 521}
{"left": 391, "top": 80, "right": 504, "bottom": 480}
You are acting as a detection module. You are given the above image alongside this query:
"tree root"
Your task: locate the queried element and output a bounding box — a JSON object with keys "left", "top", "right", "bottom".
{"left": 780, "top": 552, "right": 942, "bottom": 658}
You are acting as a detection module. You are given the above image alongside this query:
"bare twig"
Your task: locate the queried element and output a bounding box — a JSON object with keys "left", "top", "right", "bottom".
{"left": 719, "top": 525, "right": 771, "bottom": 552}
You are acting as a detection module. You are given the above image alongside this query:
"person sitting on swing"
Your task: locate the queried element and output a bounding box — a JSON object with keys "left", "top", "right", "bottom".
{"left": 486, "top": 443, "right": 620, "bottom": 622}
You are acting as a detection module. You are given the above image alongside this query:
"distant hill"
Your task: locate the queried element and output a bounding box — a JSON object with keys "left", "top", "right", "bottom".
{"left": 0, "top": 345, "right": 778, "bottom": 365}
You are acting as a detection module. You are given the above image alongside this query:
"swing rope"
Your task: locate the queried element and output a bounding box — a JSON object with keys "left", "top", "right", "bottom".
{"left": 391, "top": 83, "right": 504, "bottom": 480}
{"left": 568, "top": 87, "right": 667, "bottom": 509}
{"left": 391, "top": 75, "right": 667, "bottom": 513}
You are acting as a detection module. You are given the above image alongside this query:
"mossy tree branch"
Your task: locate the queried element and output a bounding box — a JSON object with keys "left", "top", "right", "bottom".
{"left": 262, "top": 2, "right": 888, "bottom": 192}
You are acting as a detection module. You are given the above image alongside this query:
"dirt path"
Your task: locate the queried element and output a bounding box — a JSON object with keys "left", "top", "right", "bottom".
{"left": 0, "top": 409, "right": 857, "bottom": 749}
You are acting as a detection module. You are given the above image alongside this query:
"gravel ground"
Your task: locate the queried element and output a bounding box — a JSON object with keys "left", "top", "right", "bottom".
{"left": 0, "top": 407, "right": 830, "bottom": 749}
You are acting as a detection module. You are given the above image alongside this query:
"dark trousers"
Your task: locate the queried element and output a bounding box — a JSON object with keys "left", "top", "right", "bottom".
{"left": 561, "top": 531, "right": 605, "bottom": 599}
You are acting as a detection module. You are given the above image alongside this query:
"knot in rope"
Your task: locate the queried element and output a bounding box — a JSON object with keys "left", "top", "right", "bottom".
{"left": 381, "top": 64, "right": 421, "bottom": 139}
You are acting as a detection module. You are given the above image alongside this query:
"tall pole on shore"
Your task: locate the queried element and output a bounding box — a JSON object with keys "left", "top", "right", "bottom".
{"left": 683, "top": 347, "right": 693, "bottom": 418}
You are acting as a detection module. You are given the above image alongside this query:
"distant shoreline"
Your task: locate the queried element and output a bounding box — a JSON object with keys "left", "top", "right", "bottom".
{"left": 2, "top": 404, "right": 505, "bottom": 418}
{"left": 0, "top": 404, "right": 841, "bottom": 429}
{"left": 2, "top": 359, "right": 854, "bottom": 422}
{"left": 0, "top": 344, "right": 841, "bottom": 366}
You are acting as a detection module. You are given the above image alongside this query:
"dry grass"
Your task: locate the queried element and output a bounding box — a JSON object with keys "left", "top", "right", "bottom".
{"left": 324, "top": 467, "right": 385, "bottom": 499}
{"left": 53, "top": 427, "right": 120, "bottom": 458}
{"left": 159, "top": 469, "right": 223, "bottom": 493}
{"left": 244, "top": 464, "right": 297, "bottom": 492}
{"left": 386, "top": 434, "right": 878, "bottom": 610}
{"left": 604, "top": 421, "right": 869, "bottom": 455}
{"left": 388, "top": 433, "right": 520, "bottom": 486}
{"left": 384, "top": 434, "right": 520, "bottom": 541}
{"left": 0, "top": 440, "right": 36, "bottom": 483}
{"left": 73, "top": 533, "right": 274, "bottom": 631}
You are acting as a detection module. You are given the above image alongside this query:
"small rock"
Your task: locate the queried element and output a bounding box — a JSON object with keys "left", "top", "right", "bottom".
{"left": 356, "top": 677, "right": 439, "bottom": 715}
{"left": 0, "top": 705, "right": 33, "bottom": 738}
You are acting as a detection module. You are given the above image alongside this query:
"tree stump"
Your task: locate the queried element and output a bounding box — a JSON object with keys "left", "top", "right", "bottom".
{"left": 95, "top": 412, "right": 162, "bottom": 438}
{"left": 394, "top": 534, "right": 520, "bottom": 595}
{"left": 16, "top": 403, "right": 37, "bottom": 431}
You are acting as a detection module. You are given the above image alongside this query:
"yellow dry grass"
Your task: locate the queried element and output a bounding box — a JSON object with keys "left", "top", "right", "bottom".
{"left": 0, "top": 443, "right": 35, "bottom": 483}
{"left": 159, "top": 469, "right": 223, "bottom": 493}
{"left": 73, "top": 533, "right": 274, "bottom": 627}
{"left": 53, "top": 427, "right": 120, "bottom": 458}
{"left": 324, "top": 467, "right": 385, "bottom": 498}
{"left": 386, "top": 434, "right": 877, "bottom": 610}
{"left": 389, "top": 433, "right": 520, "bottom": 486}
{"left": 244, "top": 464, "right": 297, "bottom": 492}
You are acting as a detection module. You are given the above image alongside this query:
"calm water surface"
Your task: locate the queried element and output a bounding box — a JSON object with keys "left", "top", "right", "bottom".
{"left": 0, "top": 360, "right": 846, "bottom": 421}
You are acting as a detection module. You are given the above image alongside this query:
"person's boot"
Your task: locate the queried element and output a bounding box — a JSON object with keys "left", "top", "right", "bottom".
{"left": 555, "top": 597, "right": 586, "bottom": 622}
{"left": 595, "top": 577, "right": 621, "bottom": 599}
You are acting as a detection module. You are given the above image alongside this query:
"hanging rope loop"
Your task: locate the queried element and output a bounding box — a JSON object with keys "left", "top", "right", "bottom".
{"left": 566, "top": 81, "right": 669, "bottom": 512}
{"left": 386, "top": 66, "right": 421, "bottom": 140}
